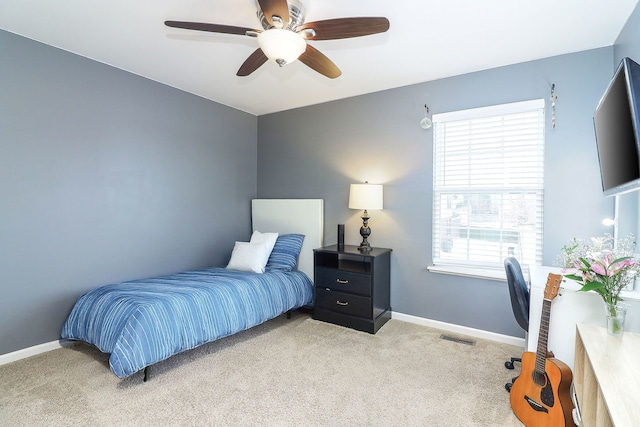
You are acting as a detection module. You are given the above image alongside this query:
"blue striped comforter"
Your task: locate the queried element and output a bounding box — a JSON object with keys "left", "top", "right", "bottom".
{"left": 61, "top": 268, "right": 313, "bottom": 378}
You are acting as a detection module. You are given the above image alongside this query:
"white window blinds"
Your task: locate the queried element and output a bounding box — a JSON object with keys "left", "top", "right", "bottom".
{"left": 432, "top": 99, "right": 545, "bottom": 271}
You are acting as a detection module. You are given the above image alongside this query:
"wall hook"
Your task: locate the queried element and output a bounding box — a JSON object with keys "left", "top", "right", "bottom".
{"left": 551, "top": 84, "right": 558, "bottom": 128}
{"left": 421, "top": 104, "right": 432, "bottom": 129}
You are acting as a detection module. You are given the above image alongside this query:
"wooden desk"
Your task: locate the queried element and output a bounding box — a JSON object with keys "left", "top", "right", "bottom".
{"left": 574, "top": 323, "right": 640, "bottom": 426}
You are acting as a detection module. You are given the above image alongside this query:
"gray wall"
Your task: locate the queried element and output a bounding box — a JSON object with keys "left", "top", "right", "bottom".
{"left": 257, "top": 48, "right": 619, "bottom": 338}
{"left": 0, "top": 30, "right": 257, "bottom": 355}
{"left": 615, "top": 1, "right": 640, "bottom": 62}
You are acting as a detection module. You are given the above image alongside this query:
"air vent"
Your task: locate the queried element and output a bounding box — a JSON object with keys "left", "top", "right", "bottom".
{"left": 440, "top": 334, "right": 476, "bottom": 346}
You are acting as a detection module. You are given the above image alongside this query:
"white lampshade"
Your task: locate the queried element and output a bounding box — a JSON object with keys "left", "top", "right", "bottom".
{"left": 258, "top": 29, "right": 306, "bottom": 65}
{"left": 349, "top": 183, "right": 384, "bottom": 210}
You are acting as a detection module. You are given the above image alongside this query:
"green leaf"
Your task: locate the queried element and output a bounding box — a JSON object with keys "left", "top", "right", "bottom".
{"left": 611, "top": 256, "right": 633, "bottom": 265}
{"left": 578, "top": 257, "right": 592, "bottom": 268}
{"left": 579, "top": 281, "right": 605, "bottom": 292}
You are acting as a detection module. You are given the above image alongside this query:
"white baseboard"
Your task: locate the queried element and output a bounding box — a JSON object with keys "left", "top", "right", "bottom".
{"left": 1, "top": 314, "right": 524, "bottom": 366}
{"left": 392, "top": 311, "right": 526, "bottom": 348}
{"left": 0, "top": 340, "right": 72, "bottom": 366}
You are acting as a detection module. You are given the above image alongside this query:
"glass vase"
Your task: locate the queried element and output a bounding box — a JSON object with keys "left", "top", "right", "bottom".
{"left": 604, "top": 301, "right": 629, "bottom": 337}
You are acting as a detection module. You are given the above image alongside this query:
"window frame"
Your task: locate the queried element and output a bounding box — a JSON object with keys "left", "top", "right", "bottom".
{"left": 429, "top": 99, "right": 545, "bottom": 279}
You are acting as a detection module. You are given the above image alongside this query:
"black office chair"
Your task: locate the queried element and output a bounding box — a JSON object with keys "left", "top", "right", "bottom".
{"left": 503, "top": 257, "right": 529, "bottom": 392}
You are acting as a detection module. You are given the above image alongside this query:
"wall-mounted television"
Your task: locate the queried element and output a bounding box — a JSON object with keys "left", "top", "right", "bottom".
{"left": 594, "top": 57, "right": 640, "bottom": 196}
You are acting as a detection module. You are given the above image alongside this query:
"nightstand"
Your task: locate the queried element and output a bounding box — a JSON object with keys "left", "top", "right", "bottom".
{"left": 313, "top": 244, "right": 391, "bottom": 334}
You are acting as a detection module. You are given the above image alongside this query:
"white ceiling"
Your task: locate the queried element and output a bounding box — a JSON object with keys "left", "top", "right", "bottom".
{"left": 1, "top": 0, "right": 638, "bottom": 115}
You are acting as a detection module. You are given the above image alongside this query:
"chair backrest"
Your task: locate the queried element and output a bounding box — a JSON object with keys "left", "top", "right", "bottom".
{"left": 504, "top": 257, "right": 529, "bottom": 332}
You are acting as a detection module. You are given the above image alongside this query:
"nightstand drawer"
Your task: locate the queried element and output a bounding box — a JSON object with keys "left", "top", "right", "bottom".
{"left": 315, "top": 267, "right": 371, "bottom": 296}
{"left": 315, "top": 288, "right": 371, "bottom": 318}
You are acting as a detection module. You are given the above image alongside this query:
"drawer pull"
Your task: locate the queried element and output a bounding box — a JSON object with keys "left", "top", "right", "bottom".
{"left": 336, "top": 300, "right": 349, "bottom": 306}
{"left": 336, "top": 279, "right": 349, "bottom": 284}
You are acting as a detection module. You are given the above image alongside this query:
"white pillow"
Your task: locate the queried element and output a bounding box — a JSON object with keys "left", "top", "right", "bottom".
{"left": 226, "top": 241, "right": 270, "bottom": 273}
{"left": 249, "top": 231, "right": 279, "bottom": 257}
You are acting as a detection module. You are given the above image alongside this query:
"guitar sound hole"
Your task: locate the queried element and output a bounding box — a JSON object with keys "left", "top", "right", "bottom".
{"left": 532, "top": 371, "right": 546, "bottom": 387}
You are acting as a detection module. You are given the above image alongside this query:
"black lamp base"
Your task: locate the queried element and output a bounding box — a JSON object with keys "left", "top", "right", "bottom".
{"left": 358, "top": 210, "right": 373, "bottom": 252}
{"left": 358, "top": 243, "right": 373, "bottom": 252}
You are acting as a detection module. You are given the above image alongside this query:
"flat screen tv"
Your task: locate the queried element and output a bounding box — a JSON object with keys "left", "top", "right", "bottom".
{"left": 594, "top": 57, "right": 640, "bottom": 196}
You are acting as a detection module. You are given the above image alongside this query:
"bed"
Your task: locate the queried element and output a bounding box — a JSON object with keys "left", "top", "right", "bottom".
{"left": 61, "top": 199, "right": 323, "bottom": 380}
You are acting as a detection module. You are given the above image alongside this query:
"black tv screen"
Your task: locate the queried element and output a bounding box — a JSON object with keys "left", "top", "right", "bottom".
{"left": 594, "top": 57, "right": 640, "bottom": 196}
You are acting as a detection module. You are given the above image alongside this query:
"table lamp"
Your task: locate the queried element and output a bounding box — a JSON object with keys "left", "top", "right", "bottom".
{"left": 349, "top": 182, "right": 383, "bottom": 251}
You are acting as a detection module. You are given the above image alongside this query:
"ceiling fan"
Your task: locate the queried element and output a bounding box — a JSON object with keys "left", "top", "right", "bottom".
{"left": 165, "top": 0, "right": 390, "bottom": 79}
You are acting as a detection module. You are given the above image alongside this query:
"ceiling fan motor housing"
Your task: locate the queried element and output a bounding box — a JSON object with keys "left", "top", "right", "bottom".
{"left": 256, "top": 0, "right": 305, "bottom": 30}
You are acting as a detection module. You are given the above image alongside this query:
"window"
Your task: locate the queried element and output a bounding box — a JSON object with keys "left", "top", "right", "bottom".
{"left": 431, "top": 99, "right": 545, "bottom": 275}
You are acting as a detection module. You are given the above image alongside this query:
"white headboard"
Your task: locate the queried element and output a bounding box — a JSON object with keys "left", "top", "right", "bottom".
{"left": 251, "top": 199, "right": 324, "bottom": 280}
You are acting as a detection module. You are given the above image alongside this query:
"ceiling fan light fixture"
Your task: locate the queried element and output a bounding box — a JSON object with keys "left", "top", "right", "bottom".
{"left": 258, "top": 29, "right": 306, "bottom": 66}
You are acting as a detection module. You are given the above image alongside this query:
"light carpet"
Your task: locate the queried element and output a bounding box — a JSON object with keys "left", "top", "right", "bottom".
{"left": 0, "top": 313, "right": 523, "bottom": 426}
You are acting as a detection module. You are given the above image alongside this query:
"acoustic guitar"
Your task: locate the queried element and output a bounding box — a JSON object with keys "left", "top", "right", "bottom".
{"left": 509, "top": 273, "right": 576, "bottom": 427}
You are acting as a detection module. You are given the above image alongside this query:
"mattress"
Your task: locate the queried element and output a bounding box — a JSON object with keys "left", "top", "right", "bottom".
{"left": 61, "top": 267, "right": 313, "bottom": 378}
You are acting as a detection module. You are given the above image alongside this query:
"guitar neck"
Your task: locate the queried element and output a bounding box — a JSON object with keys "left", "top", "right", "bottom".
{"left": 535, "top": 298, "right": 552, "bottom": 373}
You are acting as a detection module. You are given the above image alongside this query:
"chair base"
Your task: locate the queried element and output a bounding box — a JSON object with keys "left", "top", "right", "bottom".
{"left": 505, "top": 375, "right": 519, "bottom": 392}
{"left": 504, "top": 356, "right": 522, "bottom": 392}
{"left": 504, "top": 356, "right": 521, "bottom": 370}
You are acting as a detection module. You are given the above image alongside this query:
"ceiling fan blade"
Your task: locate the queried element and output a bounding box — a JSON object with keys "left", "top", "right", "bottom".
{"left": 237, "top": 49, "right": 269, "bottom": 77}
{"left": 257, "top": 0, "right": 291, "bottom": 27}
{"left": 298, "top": 17, "right": 390, "bottom": 40}
{"left": 298, "top": 45, "right": 341, "bottom": 79}
{"left": 165, "top": 21, "right": 257, "bottom": 36}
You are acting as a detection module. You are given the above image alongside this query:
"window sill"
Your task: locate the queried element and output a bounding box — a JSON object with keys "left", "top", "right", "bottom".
{"left": 427, "top": 265, "right": 507, "bottom": 281}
